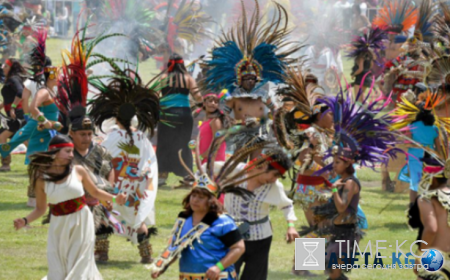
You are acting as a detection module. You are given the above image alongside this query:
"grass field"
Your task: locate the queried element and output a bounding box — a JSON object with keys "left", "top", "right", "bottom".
{"left": 0, "top": 39, "right": 420, "bottom": 279}
{"left": 0, "top": 155, "right": 419, "bottom": 280}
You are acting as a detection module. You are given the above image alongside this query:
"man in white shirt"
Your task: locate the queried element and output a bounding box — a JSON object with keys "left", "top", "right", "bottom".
{"left": 224, "top": 151, "right": 298, "bottom": 280}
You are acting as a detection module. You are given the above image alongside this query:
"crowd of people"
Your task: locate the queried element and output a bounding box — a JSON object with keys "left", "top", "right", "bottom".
{"left": 2, "top": 0, "right": 450, "bottom": 280}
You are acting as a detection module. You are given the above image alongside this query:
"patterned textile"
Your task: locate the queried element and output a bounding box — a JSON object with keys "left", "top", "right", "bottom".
{"left": 49, "top": 196, "right": 86, "bottom": 216}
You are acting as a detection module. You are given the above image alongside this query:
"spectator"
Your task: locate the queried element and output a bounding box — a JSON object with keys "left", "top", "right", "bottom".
{"left": 351, "top": 4, "right": 371, "bottom": 35}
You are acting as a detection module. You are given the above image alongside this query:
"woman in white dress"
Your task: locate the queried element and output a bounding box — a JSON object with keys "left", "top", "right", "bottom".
{"left": 13, "top": 135, "right": 126, "bottom": 280}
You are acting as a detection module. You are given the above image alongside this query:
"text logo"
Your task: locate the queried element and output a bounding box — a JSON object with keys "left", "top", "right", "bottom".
{"left": 295, "top": 238, "right": 326, "bottom": 270}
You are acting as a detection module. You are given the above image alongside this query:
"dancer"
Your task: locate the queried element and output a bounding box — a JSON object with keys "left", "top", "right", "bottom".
{"left": 198, "top": 91, "right": 232, "bottom": 164}
{"left": 68, "top": 106, "right": 119, "bottom": 263}
{"left": 89, "top": 69, "right": 160, "bottom": 264}
{"left": 13, "top": 135, "right": 126, "bottom": 279}
{"left": 303, "top": 84, "right": 398, "bottom": 280}
{"left": 0, "top": 30, "right": 62, "bottom": 207}
{"left": 0, "top": 30, "right": 60, "bottom": 164}
{"left": 391, "top": 92, "right": 446, "bottom": 206}
{"left": 224, "top": 149, "right": 298, "bottom": 280}
{"left": 407, "top": 153, "right": 450, "bottom": 280}
{"left": 150, "top": 127, "right": 275, "bottom": 279}
{"left": 0, "top": 58, "right": 27, "bottom": 172}
{"left": 347, "top": 27, "right": 386, "bottom": 100}
{"left": 202, "top": 0, "right": 300, "bottom": 157}
{"left": 157, "top": 54, "right": 202, "bottom": 185}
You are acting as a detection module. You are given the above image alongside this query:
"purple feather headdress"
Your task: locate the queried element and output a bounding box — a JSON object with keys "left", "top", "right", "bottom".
{"left": 347, "top": 27, "right": 387, "bottom": 59}
{"left": 317, "top": 76, "right": 400, "bottom": 171}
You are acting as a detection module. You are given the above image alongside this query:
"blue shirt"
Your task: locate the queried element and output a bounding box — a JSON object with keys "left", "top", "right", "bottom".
{"left": 179, "top": 214, "right": 239, "bottom": 274}
{"left": 410, "top": 121, "right": 438, "bottom": 148}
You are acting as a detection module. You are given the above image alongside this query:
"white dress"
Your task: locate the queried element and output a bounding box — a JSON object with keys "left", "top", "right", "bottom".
{"left": 43, "top": 169, "right": 103, "bottom": 280}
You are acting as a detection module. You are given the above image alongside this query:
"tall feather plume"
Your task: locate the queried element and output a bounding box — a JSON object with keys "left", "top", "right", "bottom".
{"left": 319, "top": 79, "right": 400, "bottom": 171}
{"left": 88, "top": 69, "right": 161, "bottom": 137}
{"left": 347, "top": 27, "right": 387, "bottom": 59}
{"left": 28, "top": 28, "right": 48, "bottom": 84}
{"left": 414, "top": 0, "right": 436, "bottom": 43}
{"left": 56, "top": 18, "right": 129, "bottom": 116}
{"left": 373, "top": 0, "right": 418, "bottom": 32}
{"left": 201, "top": 0, "right": 302, "bottom": 93}
{"left": 277, "top": 66, "right": 323, "bottom": 117}
{"left": 433, "top": 2, "right": 450, "bottom": 46}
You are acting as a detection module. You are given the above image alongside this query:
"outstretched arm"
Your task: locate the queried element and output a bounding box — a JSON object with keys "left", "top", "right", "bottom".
{"left": 14, "top": 179, "right": 47, "bottom": 229}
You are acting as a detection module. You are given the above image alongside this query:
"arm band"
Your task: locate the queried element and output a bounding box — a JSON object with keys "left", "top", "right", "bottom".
{"left": 332, "top": 188, "right": 338, "bottom": 193}
{"left": 11, "top": 104, "right": 17, "bottom": 109}
{"left": 216, "top": 262, "right": 225, "bottom": 271}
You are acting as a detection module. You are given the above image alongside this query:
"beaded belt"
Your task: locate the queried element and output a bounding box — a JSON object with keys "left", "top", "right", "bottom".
{"left": 49, "top": 196, "right": 87, "bottom": 216}
{"left": 179, "top": 270, "right": 237, "bottom": 280}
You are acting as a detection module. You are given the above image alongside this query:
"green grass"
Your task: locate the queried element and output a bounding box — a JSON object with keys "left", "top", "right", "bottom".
{"left": 0, "top": 154, "right": 418, "bottom": 280}
{"left": 0, "top": 39, "right": 418, "bottom": 279}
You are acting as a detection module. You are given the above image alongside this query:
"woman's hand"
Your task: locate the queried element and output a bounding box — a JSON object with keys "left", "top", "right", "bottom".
{"left": 13, "top": 218, "right": 26, "bottom": 230}
{"left": 10, "top": 108, "right": 16, "bottom": 119}
{"left": 205, "top": 265, "right": 221, "bottom": 280}
{"left": 286, "top": 226, "right": 299, "bottom": 243}
{"left": 151, "top": 272, "right": 161, "bottom": 279}
{"left": 114, "top": 193, "right": 127, "bottom": 205}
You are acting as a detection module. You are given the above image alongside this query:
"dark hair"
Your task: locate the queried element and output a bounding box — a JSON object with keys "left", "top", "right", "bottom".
{"left": 43, "top": 56, "right": 53, "bottom": 82}
{"left": 267, "top": 150, "right": 293, "bottom": 173}
{"left": 346, "top": 164, "right": 356, "bottom": 175}
{"left": 28, "top": 135, "right": 73, "bottom": 191}
{"left": 436, "top": 177, "right": 448, "bottom": 185}
{"left": 167, "top": 53, "right": 187, "bottom": 74}
{"left": 181, "top": 188, "right": 223, "bottom": 217}
{"left": 414, "top": 109, "right": 435, "bottom": 126}
{"left": 5, "top": 58, "right": 27, "bottom": 82}
{"left": 203, "top": 95, "right": 232, "bottom": 129}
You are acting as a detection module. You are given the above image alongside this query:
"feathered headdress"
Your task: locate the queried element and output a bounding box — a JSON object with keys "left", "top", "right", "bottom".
{"left": 56, "top": 20, "right": 129, "bottom": 115}
{"left": 162, "top": 0, "right": 213, "bottom": 53}
{"left": 347, "top": 27, "right": 387, "bottom": 59}
{"left": 390, "top": 91, "right": 450, "bottom": 147}
{"left": 179, "top": 129, "right": 283, "bottom": 198}
{"left": 88, "top": 69, "right": 161, "bottom": 142}
{"left": 373, "top": 0, "right": 418, "bottom": 34}
{"left": 28, "top": 28, "right": 48, "bottom": 84}
{"left": 273, "top": 66, "right": 327, "bottom": 152}
{"left": 433, "top": 2, "right": 450, "bottom": 47}
{"left": 201, "top": 0, "right": 301, "bottom": 93}
{"left": 427, "top": 54, "right": 450, "bottom": 87}
{"left": 319, "top": 83, "right": 399, "bottom": 170}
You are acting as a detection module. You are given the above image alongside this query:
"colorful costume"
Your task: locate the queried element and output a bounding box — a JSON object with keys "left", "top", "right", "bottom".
{"left": 202, "top": 0, "right": 299, "bottom": 149}
{"left": 0, "top": 30, "right": 59, "bottom": 164}
{"left": 347, "top": 27, "right": 387, "bottom": 88}
{"left": 303, "top": 85, "right": 399, "bottom": 275}
{"left": 89, "top": 69, "right": 160, "bottom": 263}
{"left": 407, "top": 155, "right": 450, "bottom": 280}
{"left": 150, "top": 126, "right": 276, "bottom": 279}
{"left": 391, "top": 93, "right": 450, "bottom": 192}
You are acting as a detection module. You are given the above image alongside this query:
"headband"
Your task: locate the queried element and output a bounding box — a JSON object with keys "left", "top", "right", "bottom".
{"left": 168, "top": 59, "right": 184, "bottom": 73}
{"left": 246, "top": 155, "right": 288, "bottom": 176}
{"left": 203, "top": 93, "right": 219, "bottom": 99}
{"left": 5, "top": 59, "right": 12, "bottom": 67}
{"left": 49, "top": 143, "right": 74, "bottom": 150}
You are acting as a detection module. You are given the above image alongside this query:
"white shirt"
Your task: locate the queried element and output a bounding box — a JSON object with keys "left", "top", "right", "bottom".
{"left": 224, "top": 165, "right": 297, "bottom": 241}
{"left": 24, "top": 79, "right": 39, "bottom": 100}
